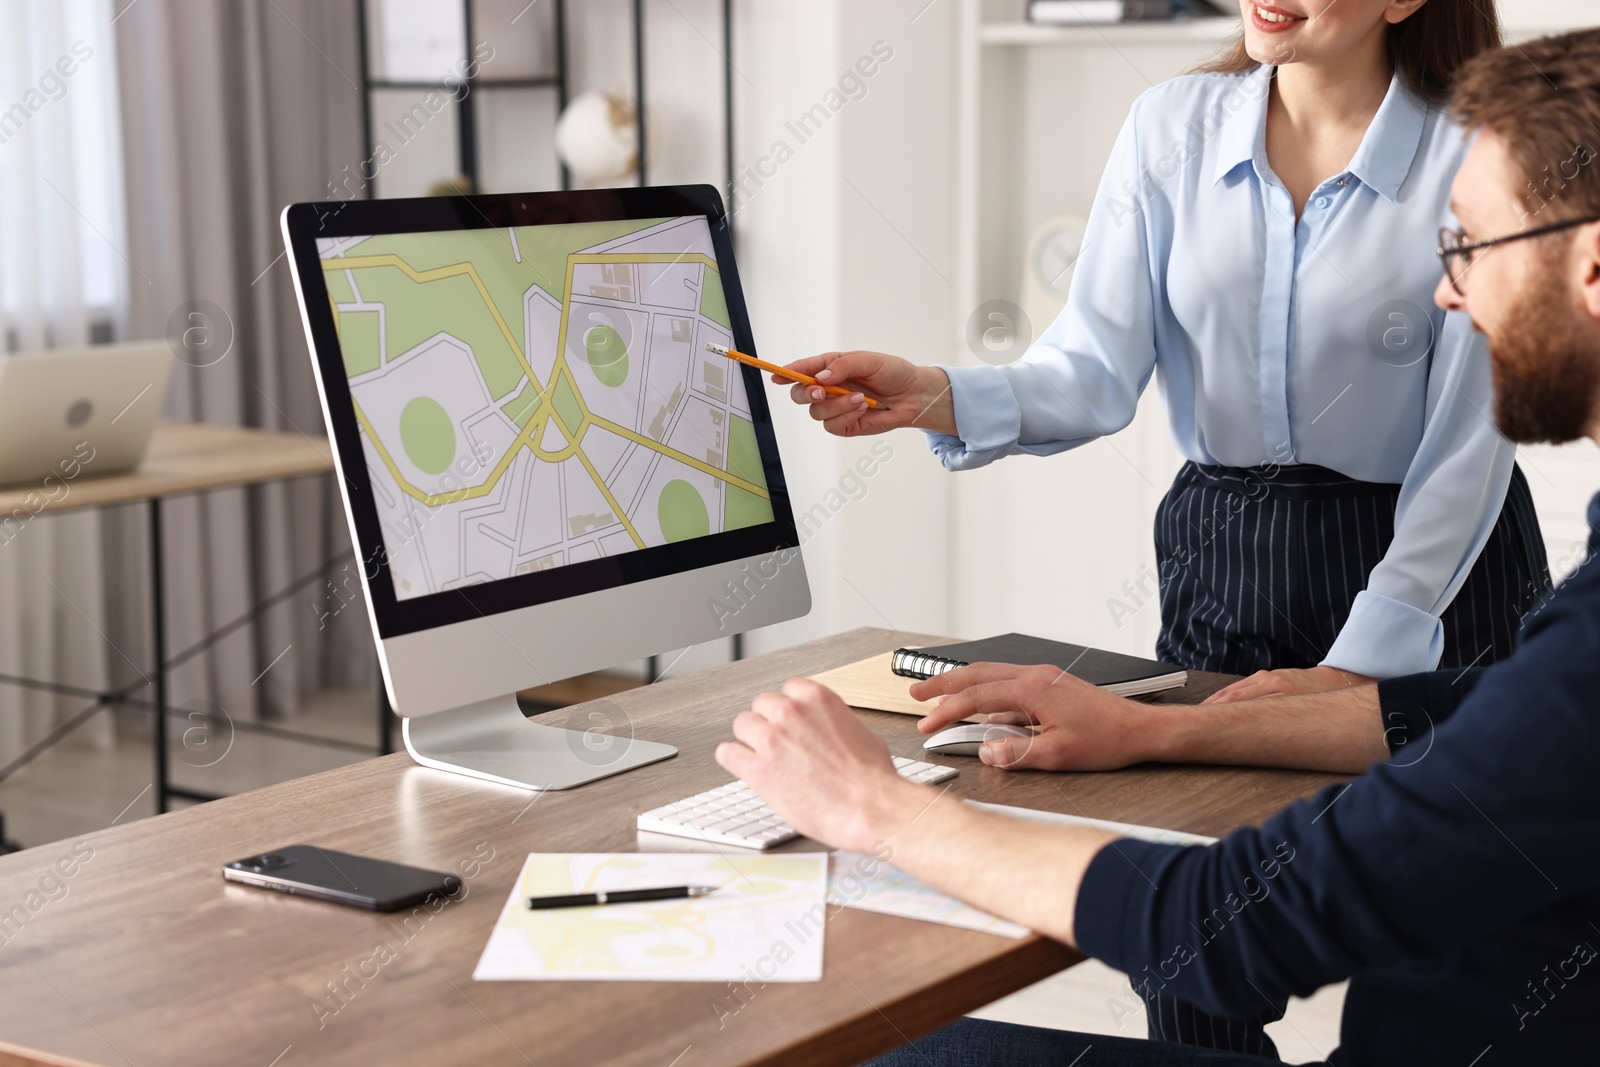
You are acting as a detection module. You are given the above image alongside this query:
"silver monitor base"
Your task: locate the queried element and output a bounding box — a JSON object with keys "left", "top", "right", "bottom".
{"left": 402, "top": 694, "right": 676, "bottom": 791}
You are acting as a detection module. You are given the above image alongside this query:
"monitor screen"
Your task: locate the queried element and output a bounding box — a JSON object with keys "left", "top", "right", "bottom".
{"left": 318, "top": 216, "right": 774, "bottom": 602}
{"left": 285, "top": 188, "right": 800, "bottom": 641}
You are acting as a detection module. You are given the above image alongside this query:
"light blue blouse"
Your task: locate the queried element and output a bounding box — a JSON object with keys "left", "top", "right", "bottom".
{"left": 930, "top": 65, "right": 1513, "bottom": 679}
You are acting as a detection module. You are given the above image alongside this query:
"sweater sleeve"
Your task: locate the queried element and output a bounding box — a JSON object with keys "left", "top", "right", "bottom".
{"left": 1074, "top": 589, "right": 1600, "bottom": 1018}
{"left": 1375, "top": 666, "right": 1488, "bottom": 753}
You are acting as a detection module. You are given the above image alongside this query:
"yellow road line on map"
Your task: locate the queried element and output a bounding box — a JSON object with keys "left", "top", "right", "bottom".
{"left": 575, "top": 448, "right": 646, "bottom": 549}
{"left": 351, "top": 400, "right": 433, "bottom": 506}
{"left": 559, "top": 251, "right": 760, "bottom": 496}
{"left": 324, "top": 254, "right": 542, "bottom": 391}
{"left": 353, "top": 398, "right": 538, "bottom": 508}
{"left": 587, "top": 414, "right": 769, "bottom": 500}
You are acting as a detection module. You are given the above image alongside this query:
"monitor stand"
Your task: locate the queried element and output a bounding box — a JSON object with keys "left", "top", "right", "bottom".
{"left": 401, "top": 693, "right": 676, "bottom": 791}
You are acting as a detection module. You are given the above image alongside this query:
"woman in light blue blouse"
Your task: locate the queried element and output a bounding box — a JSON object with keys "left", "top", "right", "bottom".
{"left": 786, "top": 0, "right": 1547, "bottom": 712}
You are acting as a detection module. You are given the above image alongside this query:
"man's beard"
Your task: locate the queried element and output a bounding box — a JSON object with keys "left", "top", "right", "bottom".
{"left": 1486, "top": 245, "right": 1600, "bottom": 445}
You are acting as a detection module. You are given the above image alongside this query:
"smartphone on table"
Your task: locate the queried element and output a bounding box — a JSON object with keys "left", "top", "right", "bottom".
{"left": 223, "top": 845, "right": 461, "bottom": 912}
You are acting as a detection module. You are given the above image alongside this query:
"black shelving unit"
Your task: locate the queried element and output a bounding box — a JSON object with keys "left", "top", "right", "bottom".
{"left": 354, "top": 0, "right": 737, "bottom": 209}
{"left": 355, "top": 0, "right": 743, "bottom": 688}
{"left": 356, "top": 0, "right": 572, "bottom": 195}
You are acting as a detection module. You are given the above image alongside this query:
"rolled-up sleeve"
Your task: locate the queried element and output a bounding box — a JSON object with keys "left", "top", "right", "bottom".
{"left": 926, "top": 92, "right": 1161, "bottom": 472}
{"left": 1320, "top": 313, "right": 1516, "bottom": 677}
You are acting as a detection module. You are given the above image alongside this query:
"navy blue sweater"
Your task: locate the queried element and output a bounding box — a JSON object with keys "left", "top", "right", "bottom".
{"left": 1075, "top": 494, "right": 1600, "bottom": 1066}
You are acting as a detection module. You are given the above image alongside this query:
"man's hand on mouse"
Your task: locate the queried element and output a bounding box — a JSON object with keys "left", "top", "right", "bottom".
{"left": 911, "top": 663, "right": 1165, "bottom": 772}
{"left": 715, "top": 677, "right": 927, "bottom": 853}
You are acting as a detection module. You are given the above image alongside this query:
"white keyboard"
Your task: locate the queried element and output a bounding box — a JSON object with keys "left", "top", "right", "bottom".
{"left": 637, "top": 756, "right": 959, "bottom": 850}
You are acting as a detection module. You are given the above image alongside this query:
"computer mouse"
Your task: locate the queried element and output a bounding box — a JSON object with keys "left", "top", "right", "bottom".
{"left": 923, "top": 722, "right": 1038, "bottom": 758}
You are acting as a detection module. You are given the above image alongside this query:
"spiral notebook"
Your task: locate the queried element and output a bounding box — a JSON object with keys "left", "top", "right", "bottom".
{"left": 809, "top": 634, "right": 1186, "bottom": 719}
{"left": 892, "top": 634, "right": 1185, "bottom": 697}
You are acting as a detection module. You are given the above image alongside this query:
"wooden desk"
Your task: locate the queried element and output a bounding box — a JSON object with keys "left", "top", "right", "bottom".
{"left": 0, "top": 421, "right": 341, "bottom": 816}
{"left": 0, "top": 628, "right": 1343, "bottom": 1067}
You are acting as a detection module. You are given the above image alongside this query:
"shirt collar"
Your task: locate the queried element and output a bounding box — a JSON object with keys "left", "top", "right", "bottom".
{"left": 1345, "top": 72, "right": 1430, "bottom": 201}
{"left": 1211, "top": 66, "right": 1273, "bottom": 187}
{"left": 1210, "top": 66, "right": 1431, "bottom": 202}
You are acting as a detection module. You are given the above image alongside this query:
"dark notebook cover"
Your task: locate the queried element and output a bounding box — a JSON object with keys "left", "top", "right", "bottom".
{"left": 910, "top": 633, "right": 1182, "bottom": 686}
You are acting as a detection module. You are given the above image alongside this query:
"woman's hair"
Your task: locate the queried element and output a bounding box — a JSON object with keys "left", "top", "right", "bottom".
{"left": 1194, "top": 0, "right": 1502, "bottom": 101}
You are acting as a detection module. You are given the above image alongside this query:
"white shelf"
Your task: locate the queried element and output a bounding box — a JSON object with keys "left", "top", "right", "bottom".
{"left": 979, "top": 18, "right": 1242, "bottom": 46}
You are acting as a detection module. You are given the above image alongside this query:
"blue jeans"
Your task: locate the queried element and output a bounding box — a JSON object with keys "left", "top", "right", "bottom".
{"left": 863, "top": 1018, "right": 1312, "bottom": 1066}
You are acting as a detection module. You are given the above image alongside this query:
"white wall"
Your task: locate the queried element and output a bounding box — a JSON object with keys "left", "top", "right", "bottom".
{"left": 691, "top": 0, "right": 964, "bottom": 664}
{"left": 952, "top": 36, "right": 1210, "bottom": 659}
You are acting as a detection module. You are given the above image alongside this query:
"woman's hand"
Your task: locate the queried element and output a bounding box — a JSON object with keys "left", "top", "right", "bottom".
{"left": 910, "top": 663, "right": 1166, "bottom": 772}
{"left": 777, "top": 351, "right": 956, "bottom": 437}
{"left": 1202, "top": 665, "right": 1375, "bottom": 705}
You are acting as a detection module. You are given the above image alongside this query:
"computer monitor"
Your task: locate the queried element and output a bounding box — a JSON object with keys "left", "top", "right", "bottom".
{"left": 282, "top": 185, "right": 811, "bottom": 790}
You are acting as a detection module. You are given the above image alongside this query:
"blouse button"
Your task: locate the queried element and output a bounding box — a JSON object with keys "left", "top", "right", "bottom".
{"left": 1315, "top": 195, "right": 1332, "bottom": 209}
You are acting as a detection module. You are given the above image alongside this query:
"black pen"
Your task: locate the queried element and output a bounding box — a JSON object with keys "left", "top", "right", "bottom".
{"left": 527, "top": 885, "right": 718, "bottom": 910}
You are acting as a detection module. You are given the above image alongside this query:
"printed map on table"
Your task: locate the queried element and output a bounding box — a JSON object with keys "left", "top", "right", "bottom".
{"left": 473, "top": 852, "right": 828, "bottom": 982}
{"left": 830, "top": 850, "right": 1030, "bottom": 939}
{"left": 829, "top": 805, "right": 1215, "bottom": 939}
{"left": 970, "top": 801, "right": 1219, "bottom": 847}
{"left": 318, "top": 215, "right": 774, "bottom": 601}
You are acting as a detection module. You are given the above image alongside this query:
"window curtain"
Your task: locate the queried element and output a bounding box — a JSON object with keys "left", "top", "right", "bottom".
{"left": 113, "top": 0, "right": 373, "bottom": 726}
{"left": 0, "top": 0, "right": 127, "bottom": 777}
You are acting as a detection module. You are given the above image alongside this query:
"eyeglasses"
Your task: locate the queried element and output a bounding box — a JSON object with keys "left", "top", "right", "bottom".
{"left": 1438, "top": 214, "right": 1600, "bottom": 295}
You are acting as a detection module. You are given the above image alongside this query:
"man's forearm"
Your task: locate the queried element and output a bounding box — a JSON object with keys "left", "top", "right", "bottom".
{"left": 862, "top": 687, "right": 1388, "bottom": 948}
{"left": 870, "top": 783, "right": 1104, "bottom": 947}
{"left": 1145, "top": 685, "right": 1389, "bottom": 774}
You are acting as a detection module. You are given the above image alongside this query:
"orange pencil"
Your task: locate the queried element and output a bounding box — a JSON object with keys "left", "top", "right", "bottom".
{"left": 705, "top": 343, "right": 888, "bottom": 410}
